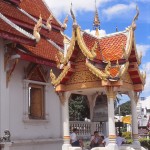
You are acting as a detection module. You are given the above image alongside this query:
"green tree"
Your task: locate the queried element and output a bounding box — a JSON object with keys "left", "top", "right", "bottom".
{"left": 115, "top": 101, "right": 131, "bottom": 116}
{"left": 69, "top": 94, "right": 90, "bottom": 121}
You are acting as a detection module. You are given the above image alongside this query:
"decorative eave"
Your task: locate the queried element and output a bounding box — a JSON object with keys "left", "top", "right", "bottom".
{"left": 85, "top": 59, "right": 109, "bottom": 80}
{"left": 119, "top": 61, "right": 129, "bottom": 79}
{"left": 50, "top": 62, "right": 74, "bottom": 87}
{"left": 0, "top": 13, "right": 35, "bottom": 41}
{"left": 56, "top": 30, "right": 76, "bottom": 66}
{"left": 76, "top": 26, "right": 97, "bottom": 60}
{"left": 123, "top": 27, "right": 134, "bottom": 60}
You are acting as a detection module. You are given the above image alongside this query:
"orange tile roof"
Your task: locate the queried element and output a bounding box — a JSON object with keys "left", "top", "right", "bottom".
{"left": 82, "top": 32, "right": 102, "bottom": 60}
{"left": 0, "top": 0, "right": 35, "bottom": 26}
{"left": 109, "top": 67, "right": 119, "bottom": 78}
{"left": 19, "top": 0, "right": 61, "bottom": 27}
{"left": 83, "top": 32, "right": 127, "bottom": 61}
{"left": 0, "top": 18, "right": 30, "bottom": 39}
{"left": 20, "top": 38, "right": 60, "bottom": 61}
{"left": 99, "top": 34, "right": 127, "bottom": 61}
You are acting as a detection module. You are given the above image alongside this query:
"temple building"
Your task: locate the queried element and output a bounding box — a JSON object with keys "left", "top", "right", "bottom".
{"left": 0, "top": 1, "right": 146, "bottom": 150}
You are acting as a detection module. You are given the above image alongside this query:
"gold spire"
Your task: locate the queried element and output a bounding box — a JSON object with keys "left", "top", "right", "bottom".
{"left": 93, "top": 0, "right": 100, "bottom": 28}
{"left": 93, "top": 0, "right": 100, "bottom": 36}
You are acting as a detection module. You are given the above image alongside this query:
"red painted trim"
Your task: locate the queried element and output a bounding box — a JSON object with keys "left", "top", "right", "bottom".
{"left": 16, "top": 50, "right": 57, "bottom": 67}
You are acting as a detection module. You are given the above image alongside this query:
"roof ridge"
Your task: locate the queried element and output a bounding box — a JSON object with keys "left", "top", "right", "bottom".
{"left": 83, "top": 28, "right": 130, "bottom": 40}
{"left": 0, "top": 13, "right": 35, "bottom": 40}
{"left": 18, "top": 8, "right": 48, "bottom": 29}
{"left": 47, "top": 39, "right": 64, "bottom": 52}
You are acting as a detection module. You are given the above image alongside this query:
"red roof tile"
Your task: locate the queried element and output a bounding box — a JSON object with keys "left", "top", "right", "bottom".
{"left": 0, "top": 0, "right": 35, "bottom": 26}
{"left": 20, "top": 38, "right": 59, "bottom": 61}
{"left": 0, "top": 18, "right": 30, "bottom": 39}
{"left": 19, "top": 0, "right": 61, "bottom": 27}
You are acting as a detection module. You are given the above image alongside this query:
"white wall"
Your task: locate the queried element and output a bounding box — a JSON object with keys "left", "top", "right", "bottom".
{"left": 0, "top": 41, "right": 63, "bottom": 150}
{"left": 9, "top": 60, "right": 63, "bottom": 140}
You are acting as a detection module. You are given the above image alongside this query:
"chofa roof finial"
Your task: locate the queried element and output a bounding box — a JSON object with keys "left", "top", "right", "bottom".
{"left": 70, "top": 2, "right": 77, "bottom": 26}
{"left": 61, "top": 14, "right": 69, "bottom": 30}
{"left": 131, "top": 5, "right": 139, "bottom": 30}
{"left": 33, "top": 14, "right": 42, "bottom": 42}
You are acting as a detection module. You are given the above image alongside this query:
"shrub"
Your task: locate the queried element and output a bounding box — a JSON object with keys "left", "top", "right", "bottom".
{"left": 139, "top": 138, "right": 150, "bottom": 150}
{"left": 122, "top": 132, "right": 131, "bottom": 139}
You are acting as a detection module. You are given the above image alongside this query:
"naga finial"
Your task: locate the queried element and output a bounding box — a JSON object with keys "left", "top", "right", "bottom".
{"left": 131, "top": 5, "right": 139, "bottom": 30}
{"left": 46, "top": 14, "right": 53, "bottom": 31}
{"left": 104, "top": 61, "right": 111, "bottom": 76}
{"left": 61, "top": 15, "right": 69, "bottom": 30}
{"left": 91, "top": 42, "right": 97, "bottom": 57}
{"left": 70, "top": 2, "right": 77, "bottom": 26}
{"left": 50, "top": 69, "right": 56, "bottom": 85}
{"left": 33, "top": 14, "right": 42, "bottom": 42}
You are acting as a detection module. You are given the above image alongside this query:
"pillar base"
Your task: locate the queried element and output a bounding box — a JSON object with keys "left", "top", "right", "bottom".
{"left": 62, "top": 143, "right": 72, "bottom": 150}
{"left": 107, "top": 143, "right": 118, "bottom": 150}
{"left": 132, "top": 139, "right": 141, "bottom": 147}
{"left": 0, "top": 142, "right": 12, "bottom": 150}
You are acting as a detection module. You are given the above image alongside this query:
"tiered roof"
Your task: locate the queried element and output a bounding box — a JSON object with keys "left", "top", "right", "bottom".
{"left": 50, "top": 7, "right": 146, "bottom": 93}
{"left": 0, "top": 0, "right": 64, "bottom": 66}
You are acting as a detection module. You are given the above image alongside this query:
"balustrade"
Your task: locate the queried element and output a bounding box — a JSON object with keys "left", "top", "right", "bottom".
{"left": 69, "top": 121, "right": 101, "bottom": 139}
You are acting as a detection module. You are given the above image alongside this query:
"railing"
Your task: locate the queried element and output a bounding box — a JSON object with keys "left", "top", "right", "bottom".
{"left": 70, "top": 121, "right": 102, "bottom": 139}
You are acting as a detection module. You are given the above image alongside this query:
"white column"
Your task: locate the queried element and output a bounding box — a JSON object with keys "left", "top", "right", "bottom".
{"left": 106, "top": 87, "right": 118, "bottom": 150}
{"left": 0, "top": 39, "right": 10, "bottom": 136}
{"left": 128, "top": 91, "right": 140, "bottom": 146}
{"left": 61, "top": 92, "right": 72, "bottom": 150}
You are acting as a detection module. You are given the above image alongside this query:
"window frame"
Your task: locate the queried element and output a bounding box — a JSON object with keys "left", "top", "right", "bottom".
{"left": 23, "top": 79, "right": 49, "bottom": 123}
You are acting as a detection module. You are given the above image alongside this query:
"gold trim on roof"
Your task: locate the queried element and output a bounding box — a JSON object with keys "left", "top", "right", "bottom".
{"left": 46, "top": 15, "right": 53, "bottom": 31}
{"left": 76, "top": 27, "right": 97, "bottom": 60}
{"left": 61, "top": 15, "right": 69, "bottom": 30}
{"left": 119, "top": 61, "right": 129, "bottom": 79}
{"left": 85, "top": 59, "right": 109, "bottom": 80}
{"left": 33, "top": 14, "right": 42, "bottom": 43}
{"left": 140, "top": 71, "right": 146, "bottom": 85}
{"left": 56, "top": 30, "right": 76, "bottom": 66}
{"left": 126, "top": 28, "right": 134, "bottom": 59}
{"left": 131, "top": 5, "right": 139, "bottom": 31}
{"left": 50, "top": 63, "right": 71, "bottom": 86}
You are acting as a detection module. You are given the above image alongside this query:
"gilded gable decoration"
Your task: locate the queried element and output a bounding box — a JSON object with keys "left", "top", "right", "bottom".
{"left": 46, "top": 15, "right": 53, "bottom": 31}
{"left": 85, "top": 59, "right": 109, "bottom": 80}
{"left": 76, "top": 27, "right": 97, "bottom": 60}
{"left": 50, "top": 62, "right": 72, "bottom": 86}
{"left": 119, "top": 61, "right": 129, "bottom": 79}
{"left": 33, "top": 14, "right": 42, "bottom": 42}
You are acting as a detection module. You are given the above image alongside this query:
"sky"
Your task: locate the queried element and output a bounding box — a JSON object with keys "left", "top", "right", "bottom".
{"left": 44, "top": 0, "right": 150, "bottom": 103}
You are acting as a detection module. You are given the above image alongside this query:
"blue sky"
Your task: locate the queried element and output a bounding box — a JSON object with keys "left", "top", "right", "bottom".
{"left": 45, "top": 0, "right": 150, "bottom": 103}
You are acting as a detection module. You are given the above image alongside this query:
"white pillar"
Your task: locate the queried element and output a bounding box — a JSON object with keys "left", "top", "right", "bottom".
{"left": 61, "top": 92, "right": 72, "bottom": 150}
{"left": 0, "top": 39, "right": 10, "bottom": 136}
{"left": 128, "top": 91, "right": 140, "bottom": 146}
{"left": 106, "top": 87, "right": 118, "bottom": 150}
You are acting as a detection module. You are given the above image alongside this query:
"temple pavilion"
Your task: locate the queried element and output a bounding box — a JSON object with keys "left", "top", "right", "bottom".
{"left": 0, "top": 1, "right": 146, "bottom": 150}
{"left": 50, "top": 4, "right": 146, "bottom": 150}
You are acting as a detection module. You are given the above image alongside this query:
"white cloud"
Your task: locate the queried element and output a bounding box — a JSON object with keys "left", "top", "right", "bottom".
{"left": 102, "top": 3, "right": 136, "bottom": 20}
{"left": 142, "top": 62, "right": 150, "bottom": 93}
{"left": 44, "top": 0, "right": 113, "bottom": 18}
{"left": 136, "top": 44, "right": 150, "bottom": 57}
{"left": 84, "top": 29, "right": 106, "bottom": 37}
